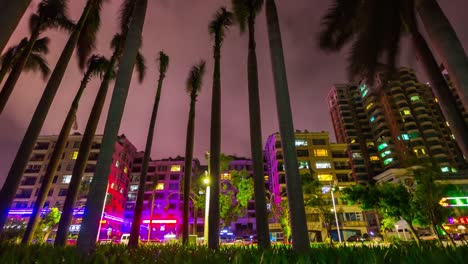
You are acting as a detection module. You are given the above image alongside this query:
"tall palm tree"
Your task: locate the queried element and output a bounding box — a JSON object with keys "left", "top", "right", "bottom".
{"left": 0, "top": 0, "right": 106, "bottom": 234}
{"left": 76, "top": 0, "right": 148, "bottom": 255}
{"left": 231, "top": 0, "right": 270, "bottom": 250}
{"left": 182, "top": 61, "right": 206, "bottom": 245}
{"left": 129, "top": 51, "right": 169, "bottom": 248}
{"left": 55, "top": 39, "right": 146, "bottom": 246}
{"left": 318, "top": 0, "right": 468, "bottom": 159}
{"left": 265, "top": 0, "right": 310, "bottom": 253}
{"left": 207, "top": 7, "right": 233, "bottom": 250}
{"left": 416, "top": 0, "right": 468, "bottom": 111}
{"left": 0, "top": 37, "right": 50, "bottom": 93}
{"left": 21, "top": 55, "right": 109, "bottom": 244}
{"left": 0, "top": 0, "right": 74, "bottom": 114}
{"left": 0, "top": 1, "right": 33, "bottom": 54}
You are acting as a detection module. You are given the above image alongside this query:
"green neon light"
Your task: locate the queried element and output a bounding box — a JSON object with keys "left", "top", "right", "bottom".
{"left": 439, "top": 197, "right": 468, "bottom": 207}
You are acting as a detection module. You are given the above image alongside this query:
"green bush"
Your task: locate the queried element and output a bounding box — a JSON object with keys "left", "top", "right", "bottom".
{"left": 0, "top": 242, "right": 466, "bottom": 263}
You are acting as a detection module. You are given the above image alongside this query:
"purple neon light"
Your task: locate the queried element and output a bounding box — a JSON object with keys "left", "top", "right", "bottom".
{"left": 8, "top": 208, "right": 85, "bottom": 215}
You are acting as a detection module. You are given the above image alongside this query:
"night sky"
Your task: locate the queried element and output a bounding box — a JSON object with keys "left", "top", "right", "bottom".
{"left": 0, "top": 0, "right": 467, "bottom": 186}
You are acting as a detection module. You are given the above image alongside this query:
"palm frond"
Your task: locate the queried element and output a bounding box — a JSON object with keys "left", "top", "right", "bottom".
{"left": 186, "top": 60, "right": 206, "bottom": 95}
{"left": 32, "top": 37, "right": 50, "bottom": 55}
{"left": 135, "top": 51, "right": 146, "bottom": 83}
{"left": 208, "top": 7, "right": 234, "bottom": 42}
{"left": 0, "top": 39, "right": 29, "bottom": 70}
{"left": 231, "top": 0, "right": 263, "bottom": 33}
{"left": 30, "top": 0, "right": 72, "bottom": 32}
{"left": 76, "top": 1, "right": 104, "bottom": 69}
{"left": 119, "top": 0, "right": 136, "bottom": 33}
{"left": 157, "top": 51, "right": 169, "bottom": 77}
{"left": 86, "top": 54, "right": 110, "bottom": 79}
{"left": 111, "top": 33, "right": 123, "bottom": 51}
{"left": 25, "top": 53, "right": 50, "bottom": 80}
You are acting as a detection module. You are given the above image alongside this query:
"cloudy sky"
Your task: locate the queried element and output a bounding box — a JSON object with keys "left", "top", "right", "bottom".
{"left": 0, "top": 0, "right": 467, "bottom": 186}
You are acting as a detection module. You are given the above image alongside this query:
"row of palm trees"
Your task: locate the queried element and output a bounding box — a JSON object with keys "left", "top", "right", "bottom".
{"left": 0, "top": 0, "right": 467, "bottom": 255}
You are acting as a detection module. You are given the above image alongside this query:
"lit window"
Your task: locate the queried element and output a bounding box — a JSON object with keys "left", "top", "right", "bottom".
{"left": 62, "top": 175, "right": 72, "bottom": 184}
{"left": 156, "top": 183, "right": 164, "bottom": 190}
{"left": 435, "top": 98, "right": 438, "bottom": 103}
{"left": 366, "top": 103, "right": 374, "bottom": 110}
{"left": 318, "top": 174, "right": 333, "bottom": 181}
{"left": 295, "top": 139, "right": 308, "bottom": 147}
{"left": 264, "top": 175, "right": 269, "bottom": 181}
{"left": 370, "top": 116, "right": 375, "bottom": 123}
{"left": 409, "top": 132, "right": 421, "bottom": 139}
{"left": 362, "top": 89, "right": 368, "bottom": 97}
{"left": 383, "top": 158, "right": 393, "bottom": 166}
{"left": 401, "top": 134, "right": 410, "bottom": 141}
{"left": 421, "top": 149, "right": 426, "bottom": 155}
{"left": 170, "top": 165, "right": 181, "bottom": 172}
{"left": 352, "top": 152, "right": 362, "bottom": 158}
{"left": 402, "top": 110, "right": 411, "bottom": 116}
{"left": 129, "top": 185, "right": 138, "bottom": 191}
{"left": 71, "top": 151, "right": 79, "bottom": 160}
{"left": 124, "top": 167, "right": 128, "bottom": 174}
{"left": 451, "top": 167, "right": 458, "bottom": 173}
{"left": 451, "top": 134, "right": 455, "bottom": 139}
{"left": 367, "top": 142, "right": 375, "bottom": 147}
{"left": 380, "top": 150, "right": 391, "bottom": 158}
{"left": 377, "top": 143, "right": 388, "bottom": 151}
{"left": 370, "top": 156, "right": 379, "bottom": 161}
{"left": 350, "top": 139, "right": 356, "bottom": 144}
{"left": 446, "top": 121, "right": 450, "bottom": 127}
{"left": 441, "top": 167, "right": 450, "bottom": 173}
{"left": 313, "top": 149, "right": 328, "bottom": 157}
{"left": 298, "top": 161, "right": 310, "bottom": 170}
{"left": 360, "top": 84, "right": 366, "bottom": 92}
{"left": 316, "top": 162, "right": 331, "bottom": 169}
{"left": 115, "top": 161, "right": 119, "bottom": 168}
{"left": 221, "top": 173, "right": 231, "bottom": 180}
{"left": 410, "top": 96, "right": 420, "bottom": 101}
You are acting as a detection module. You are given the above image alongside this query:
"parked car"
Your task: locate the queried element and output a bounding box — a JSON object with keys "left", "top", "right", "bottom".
{"left": 347, "top": 235, "right": 365, "bottom": 242}
{"left": 119, "top": 233, "right": 130, "bottom": 245}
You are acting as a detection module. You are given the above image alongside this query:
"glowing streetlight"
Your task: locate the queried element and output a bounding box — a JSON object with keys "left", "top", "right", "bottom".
{"left": 203, "top": 172, "right": 210, "bottom": 245}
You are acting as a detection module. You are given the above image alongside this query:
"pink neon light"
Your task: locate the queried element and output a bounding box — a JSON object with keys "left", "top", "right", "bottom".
{"left": 142, "top": 219, "right": 177, "bottom": 224}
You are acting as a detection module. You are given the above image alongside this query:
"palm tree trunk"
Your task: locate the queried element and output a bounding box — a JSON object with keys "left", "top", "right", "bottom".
{"left": 208, "top": 38, "right": 222, "bottom": 250}
{"left": 265, "top": 0, "right": 309, "bottom": 253}
{"left": 0, "top": 31, "right": 39, "bottom": 114}
{"left": 0, "top": 0, "right": 95, "bottom": 234}
{"left": 129, "top": 69, "right": 165, "bottom": 248}
{"left": 406, "top": 221, "right": 421, "bottom": 246}
{"left": 183, "top": 95, "right": 197, "bottom": 245}
{"left": 193, "top": 203, "right": 198, "bottom": 236}
{"left": 148, "top": 192, "right": 155, "bottom": 241}
{"left": 0, "top": 40, "right": 26, "bottom": 84}
{"left": 76, "top": 0, "right": 147, "bottom": 255}
{"left": 54, "top": 57, "right": 116, "bottom": 247}
{"left": 0, "top": 1, "right": 32, "bottom": 54}
{"left": 22, "top": 70, "right": 90, "bottom": 244}
{"left": 247, "top": 14, "right": 270, "bottom": 250}
{"left": 411, "top": 31, "right": 468, "bottom": 158}
{"left": 416, "top": 0, "right": 468, "bottom": 111}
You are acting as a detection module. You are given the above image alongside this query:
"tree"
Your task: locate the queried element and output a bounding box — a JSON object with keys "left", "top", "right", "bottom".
{"left": 416, "top": 0, "right": 468, "bottom": 111}
{"left": 0, "top": 1, "right": 33, "bottom": 54}
{"left": 129, "top": 51, "right": 168, "bottom": 248}
{"left": 76, "top": 0, "right": 148, "bottom": 255}
{"left": 207, "top": 7, "right": 233, "bottom": 250}
{"left": 55, "top": 1, "right": 146, "bottom": 246}
{"left": 0, "top": 0, "right": 74, "bottom": 114}
{"left": 22, "top": 55, "right": 109, "bottom": 244}
{"left": 0, "top": 0, "right": 106, "bottom": 234}
{"left": 318, "top": 0, "right": 468, "bottom": 158}
{"left": 182, "top": 60, "right": 206, "bottom": 245}
{"left": 231, "top": 0, "right": 270, "bottom": 249}
{"left": 265, "top": 0, "right": 309, "bottom": 253}
{"left": 36, "top": 207, "right": 61, "bottom": 243}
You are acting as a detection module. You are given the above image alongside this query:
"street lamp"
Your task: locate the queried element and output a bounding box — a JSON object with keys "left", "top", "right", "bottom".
{"left": 203, "top": 172, "right": 210, "bottom": 245}
{"left": 330, "top": 185, "right": 342, "bottom": 243}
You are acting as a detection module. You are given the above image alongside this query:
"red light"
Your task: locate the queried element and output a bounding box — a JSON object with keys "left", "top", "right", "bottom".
{"left": 100, "top": 220, "right": 107, "bottom": 224}
{"left": 142, "top": 219, "right": 177, "bottom": 224}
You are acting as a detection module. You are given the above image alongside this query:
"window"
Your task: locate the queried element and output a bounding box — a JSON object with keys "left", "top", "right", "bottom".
{"left": 298, "top": 161, "right": 309, "bottom": 170}
{"left": 360, "top": 84, "right": 366, "bottom": 92}
{"left": 377, "top": 143, "right": 388, "bottom": 151}
{"left": 380, "top": 150, "right": 391, "bottom": 158}
{"left": 297, "top": 150, "right": 309, "bottom": 157}
{"left": 369, "top": 156, "right": 379, "bottom": 161}
{"left": 370, "top": 116, "right": 375, "bottom": 122}
{"left": 58, "top": 188, "right": 68, "bottom": 196}
{"left": 366, "top": 103, "right": 374, "bottom": 110}
{"left": 402, "top": 109, "right": 411, "bottom": 116}
{"left": 52, "top": 175, "right": 58, "bottom": 183}
{"left": 66, "top": 163, "right": 74, "bottom": 171}
{"left": 315, "top": 161, "right": 331, "bottom": 169}
{"left": 168, "top": 203, "right": 177, "bottom": 210}
{"left": 361, "top": 89, "right": 368, "bottom": 97}
{"left": 170, "top": 165, "right": 181, "bottom": 172}
{"left": 157, "top": 165, "right": 168, "bottom": 172}
{"left": 62, "top": 175, "right": 72, "bottom": 184}
{"left": 123, "top": 167, "right": 128, "bottom": 174}
{"left": 156, "top": 183, "right": 164, "bottom": 190}
{"left": 317, "top": 173, "right": 333, "bottom": 181}
{"left": 70, "top": 151, "right": 79, "bottom": 160}
{"left": 410, "top": 95, "right": 420, "bottom": 101}
{"left": 115, "top": 161, "right": 120, "bottom": 168}
{"left": 73, "top": 141, "right": 81, "bottom": 148}
{"left": 312, "top": 139, "right": 326, "bottom": 145}
{"left": 401, "top": 134, "right": 410, "bottom": 141}
{"left": 313, "top": 149, "right": 328, "bottom": 157}
{"left": 157, "top": 174, "right": 165, "bottom": 181}
{"left": 155, "top": 193, "right": 164, "bottom": 199}
{"left": 343, "top": 212, "right": 363, "bottom": 221}
{"left": 170, "top": 174, "right": 179, "bottom": 180}
{"left": 127, "top": 193, "right": 137, "bottom": 201}
{"left": 383, "top": 158, "right": 393, "bottom": 166}
{"left": 352, "top": 152, "right": 362, "bottom": 158}
{"left": 221, "top": 173, "right": 231, "bottom": 180}
{"left": 440, "top": 167, "right": 450, "bottom": 173}
{"left": 129, "top": 185, "right": 138, "bottom": 191}
{"left": 168, "top": 183, "right": 179, "bottom": 190}
{"left": 295, "top": 139, "right": 308, "bottom": 147}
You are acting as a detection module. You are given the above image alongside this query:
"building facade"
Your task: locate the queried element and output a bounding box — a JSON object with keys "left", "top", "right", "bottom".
{"left": 8, "top": 133, "right": 137, "bottom": 239}
{"left": 328, "top": 67, "right": 466, "bottom": 184}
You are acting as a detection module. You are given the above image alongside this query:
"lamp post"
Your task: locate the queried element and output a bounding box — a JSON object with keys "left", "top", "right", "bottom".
{"left": 203, "top": 174, "right": 210, "bottom": 245}
{"left": 330, "top": 185, "right": 342, "bottom": 243}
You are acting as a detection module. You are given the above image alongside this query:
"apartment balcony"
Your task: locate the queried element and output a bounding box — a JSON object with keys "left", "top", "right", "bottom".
{"left": 342, "top": 221, "right": 367, "bottom": 227}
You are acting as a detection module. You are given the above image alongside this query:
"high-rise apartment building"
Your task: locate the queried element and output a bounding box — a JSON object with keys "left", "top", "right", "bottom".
{"left": 264, "top": 131, "right": 376, "bottom": 242}
{"left": 441, "top": 66, "right": 468, "bottom": 125}
{"left": 8, "top": 133, "right": 137, "bottom": 239}
{"left": 328, "top": 67, "right": 466, "bottom": 183}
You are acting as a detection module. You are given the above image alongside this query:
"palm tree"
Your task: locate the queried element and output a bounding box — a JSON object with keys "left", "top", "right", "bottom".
{"left": 0, "top": 37, "right": 50, "bottom": 109}
{"left": 231, "top": 0, "right": 270, "bottom": 250}
{"left": 265, "top": 0, "right": 310, "bottom": 253}
{"left": 0, "top": 0, "right": 74, "bottom": 114}
{"left": 76, "top": 0, "right": 148, "bottom": 255}
{"left": 55, "top": 2, "right": 146, "bottom": 247}
{"left": 0, "top": 1, "right": 33, "bottom": 54}
{"left": 21, "top": 55, "right": 109, "bottom": 244}
{"left": 0, "top": 0, "right": 106, "bottom": 234}
{"left": 129, "top": 51, "right": 169, "bottom": 248}
{"left": 0, "top": 38, "right": 29, "bottom": 84}
{"left": 182, "top": 61, "right": 206, "bottom": 245}
{"left": 416, "top": 0, "right": 468, "bottom": 111}
{"left": 318, "top": 0, "right": 468, "bottom": 159}
{"left": 207, "top": 7, "right": 233, "bottom": 250}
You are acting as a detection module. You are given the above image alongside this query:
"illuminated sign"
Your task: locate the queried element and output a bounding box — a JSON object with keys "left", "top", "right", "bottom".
{"left": 439, "top": 197, "right": 468, "bottom": 207}
{"left": 142, "top": 219, "right": 177, "bottom": 224}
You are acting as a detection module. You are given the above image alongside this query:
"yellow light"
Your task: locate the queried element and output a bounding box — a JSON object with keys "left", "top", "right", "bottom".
{"left": 350, "top": 139, "right": 356, "bottom": 144}
{"left": 124, "top": 167, "right": 128, "bottom": 174}
{"left": 71, "top": 151, "right": 78, "bottom": 160}
{"left": 366, "top": 103, "right": 374, "bottom": 110}
{"left": 264, "top": 175, "right": 269, "bottom": 181}
{"left": 203, "top": 178, "right": 210, "bottom": 185}
{"left": 170, "top": 165, "right": 181, "bottom": 172}
{"left": 156, "top": 183, "right": 164, "bottom": 190}
{"left": 403, "top": 110, "right": 411, "bottom": 115}
{"left": 370, "top": 156, "right": 379, "bottom": 161}
{"left": 318, "top": 174, "right": 333, "bottom": 181}
{"left": 221, "top": 173, "right": 231, "bottom": 180}
{"left": 314, "top": 149, "right": 328, "bottom": 157}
